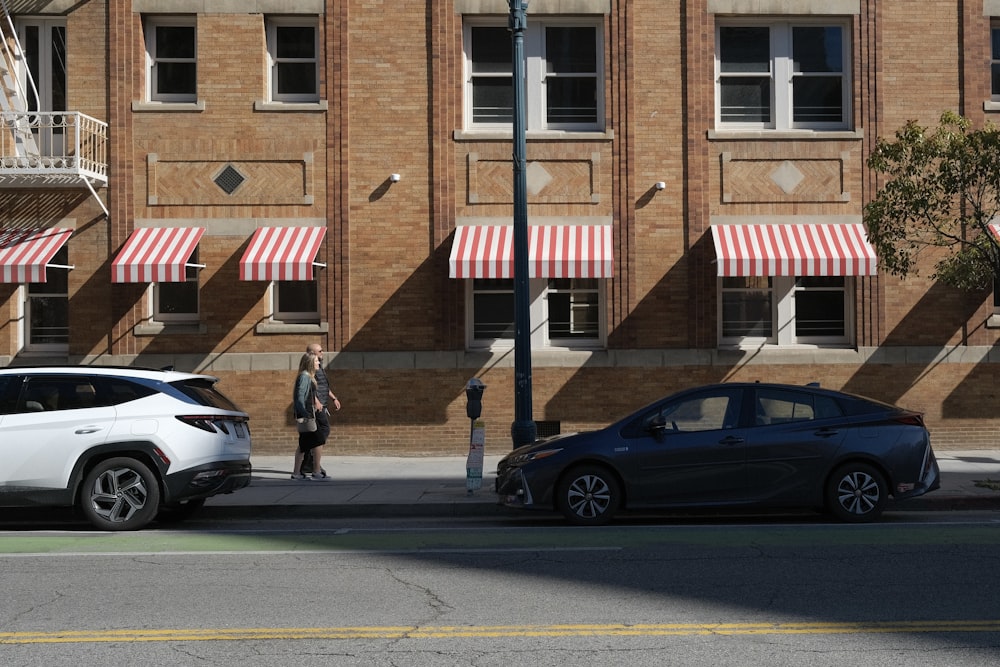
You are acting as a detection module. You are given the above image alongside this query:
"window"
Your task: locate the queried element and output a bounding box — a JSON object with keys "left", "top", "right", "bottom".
{"left": 26, "top": 245, "right": 68, "bottom": 348}
{"left": 754, "top": 387, "right": 843, "bottom": 426}
{"left": 274, "top": 280, "right": 319, "bottom": 323}
{"left": 716, "top": 20, "right": 849, "bottom": 130}
{"left": 469, "top": 278, "right": 603, "bottom": 348}
{"left": 719, "top": 276, "right": 851, "bottom": 346}
{"left": 992, "top": 24, "right": 1000, "bottom": 100}
{"left": 145, "top": 17, "right": 196, "bottom": 102}
{"left": 641, "top": 389, "right": 742, "bottom": 433}
{"left": 266, "top": 17, "right": 319, "bottom": 102}
{"left": 547, "top": 279, "right": 600, "bottom": 341}
{"left": 154, "top": 249, "right": 199, "bottom": 322}
{"left": 464, "top": 19, "right": 603, "bottom": 131}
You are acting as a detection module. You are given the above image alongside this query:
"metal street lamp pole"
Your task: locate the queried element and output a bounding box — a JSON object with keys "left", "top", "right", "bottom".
{"left": 508, "top": 0, "right": 536, "bottom": 448}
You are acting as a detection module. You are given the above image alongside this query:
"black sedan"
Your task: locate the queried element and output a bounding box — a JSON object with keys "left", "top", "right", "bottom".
{"left": 496, "top": 382, "right": 940, "bottom": 524}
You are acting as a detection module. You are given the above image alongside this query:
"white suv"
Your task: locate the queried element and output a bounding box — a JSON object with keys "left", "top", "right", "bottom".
{"left": 0, "top": 366, "right": 252, "bottom": 530}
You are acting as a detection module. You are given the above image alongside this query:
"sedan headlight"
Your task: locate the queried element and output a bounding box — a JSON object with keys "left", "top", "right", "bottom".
{"left": 509, "top": 448, "right": 563, "bottom": 465}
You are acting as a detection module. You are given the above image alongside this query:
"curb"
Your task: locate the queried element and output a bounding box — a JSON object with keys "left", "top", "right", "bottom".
{"left": 200, "top": 495, "right": 1000, "bottom": 521}
{"left": 201, "top": 502, "right": 515, "bottom": 520}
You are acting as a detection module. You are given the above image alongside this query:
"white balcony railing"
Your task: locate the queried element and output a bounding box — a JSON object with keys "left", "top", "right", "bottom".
{"left": 0, "top": 111, "right": 108, "bottom": 186}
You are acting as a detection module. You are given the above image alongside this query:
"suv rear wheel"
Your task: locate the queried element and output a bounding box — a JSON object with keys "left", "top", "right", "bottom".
{"left": 79, "top": 457, "right": 161, "bottom": 531}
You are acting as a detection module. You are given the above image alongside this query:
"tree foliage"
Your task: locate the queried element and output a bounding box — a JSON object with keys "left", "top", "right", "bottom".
{"left": 865, "top": 111, "right": 1000, "bottom": 290}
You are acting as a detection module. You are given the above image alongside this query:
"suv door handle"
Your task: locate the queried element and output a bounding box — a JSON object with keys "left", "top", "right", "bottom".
{"left": 75, "top": 427, "right": 101, "bottom": 434}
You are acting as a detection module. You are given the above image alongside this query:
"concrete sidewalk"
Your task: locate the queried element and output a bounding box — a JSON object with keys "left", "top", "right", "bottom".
{"left": 202, "top": 450, "right": 1000, "bottom": 519}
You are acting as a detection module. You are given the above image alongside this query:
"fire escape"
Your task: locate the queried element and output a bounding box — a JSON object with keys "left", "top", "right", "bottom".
{"left": 0, "top": 3, "right": 107, "bottom": 216}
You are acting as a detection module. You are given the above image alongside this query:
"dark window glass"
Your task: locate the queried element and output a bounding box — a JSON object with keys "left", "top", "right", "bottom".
{"left": 102, "top": 379, "right": 157, "bottom": 406}
{"left": 277, "top": 281, "right": 318, "bottom": 315}
{"left": 720, "top": 26, "right": 770, "bottom": 73}
{"left": 276, "top": 26, "right": 315, "bottom": 59}
{"left": 171, "top": 377, "right": 242, "bottom": 411}
{"left": 792, "top": 77, "right": 842, "bottom": 123}
{"left": 547, "top": 279, "right": 599, "bottom": 339}
{"left": 719, "top": 26, "right": 771, "bottom": 123}
{"left": 792, "top": 27, "right": 842, "bottom": 73}
{"left": 473, "top": 279, "right": 514, "bottom": 339}
{"left": 156, "top": 25, "right": 195, "bottom": 59}
{"left": 471, "top": 27, "right": 513, "bottom": 124}
{"left": 794, "top": 276, "right": 845, "bottom": 337}
{"left": 722, "top": 276, "right": 773, "bottom": 338}
{"left": 277, "top": 63, "right": 316, "bottom": 95}
{"left": 157, "top": 281, "right": 198, "bottom": 315}
{"left": 0, "top": 375, "right": 21, "bottom": 414}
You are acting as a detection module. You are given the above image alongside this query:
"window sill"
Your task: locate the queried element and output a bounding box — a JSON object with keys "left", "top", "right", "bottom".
{"left": 707, "top": 129, "right": 863, "bottom": 141}
{"left": 985, "top": 101, "right": 1000, "bottom": 113}
{"left": 454, "top": 129, "right": 614, "bottom": 142}
{"left": 254, "top": 100, "right": 329, "bottom": 112}
{"left": 986, "top": 314, "right": 1000, "bottom": 328}
{"left": 135, "top": 322, "right": 207, "bottom": 336}
{"left": 255, "top": 321, "right": 329, "bottom": 334}
{"left": 132, "top": 100, "right": 206, "bottom": 112}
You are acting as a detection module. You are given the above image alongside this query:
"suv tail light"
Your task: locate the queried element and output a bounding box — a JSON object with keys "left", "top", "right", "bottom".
{"left": 176, "top": 415, "right": 226, "bottom": 433}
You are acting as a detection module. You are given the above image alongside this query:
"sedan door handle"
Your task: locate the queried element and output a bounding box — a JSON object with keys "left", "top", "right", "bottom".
{"left": 814, "top": 428, "right": 839, "bottom": 438}
{"left": 75, "top": 427, "right": 101, "bottom": 434}
{"left": 719, "top": 436, "right": 745, "bottom": 446}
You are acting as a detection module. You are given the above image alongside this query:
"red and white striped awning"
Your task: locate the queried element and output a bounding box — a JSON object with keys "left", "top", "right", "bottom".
{"left": 240, "top": 226, "right": 327, "bottom": 281}
{"left": 449, "top": 225, "right": 614, "bottom": 279}
{"left": 711, "top": 223, "right": 877, "bottom": 277}
{"left": 0, "top": 227, "right": 73, "bottom": 283}
{"left": 112, "top": 227, "right": 205, "bottom": 283}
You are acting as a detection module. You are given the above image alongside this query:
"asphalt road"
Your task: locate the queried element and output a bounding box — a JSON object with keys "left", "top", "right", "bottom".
{"left": 2, "top": 514, "right": 999, "bottom": 666}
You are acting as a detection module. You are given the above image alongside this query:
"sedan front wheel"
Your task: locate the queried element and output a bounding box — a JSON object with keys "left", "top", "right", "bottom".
{"left": 825, "top": 462, "right": 887, "bottom": 523}
{"left": 556, "top": 465, "right": 621, "bottom": 526}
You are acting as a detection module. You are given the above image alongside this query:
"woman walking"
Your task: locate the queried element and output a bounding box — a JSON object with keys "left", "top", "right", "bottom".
{"left": 291, "top": 351, "right": 329, "bottom": 480}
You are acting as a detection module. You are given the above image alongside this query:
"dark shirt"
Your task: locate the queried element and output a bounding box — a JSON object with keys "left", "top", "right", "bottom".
{"left": 315, "top": 365, "right": 330, "bottom": 408}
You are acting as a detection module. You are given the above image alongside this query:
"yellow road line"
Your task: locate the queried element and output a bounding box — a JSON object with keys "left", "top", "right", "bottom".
{"left": 3, "top": 620, "right": 1000, "bottom": 644}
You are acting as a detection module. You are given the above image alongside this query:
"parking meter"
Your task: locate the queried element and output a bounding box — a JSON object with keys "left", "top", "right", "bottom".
{"left": 465, "top": 378, "right": 486, "bottom": 419}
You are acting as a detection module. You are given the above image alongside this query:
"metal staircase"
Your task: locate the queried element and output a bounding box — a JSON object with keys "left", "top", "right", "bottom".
{"left": 0, "top": 0, "right": 107, "bottom": 215}
{"left": 0, "top": 18, "right": 39, "bottom": 165}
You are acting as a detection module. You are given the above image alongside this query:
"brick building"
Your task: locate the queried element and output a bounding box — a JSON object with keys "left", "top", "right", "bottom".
{"left": 0, "top": 0, "right": 999, "bottom": 455}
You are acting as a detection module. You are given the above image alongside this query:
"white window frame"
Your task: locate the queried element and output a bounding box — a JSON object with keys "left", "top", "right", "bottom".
{"left": 272, "top": 280, "right": 321, "bottom": 323}
{"left": 463, "top": 17, "right": 604, "bottom": 132}
{"left": 266, "top": 16, "right": 320, "bottom": 103}
{"left": 991, "top": 22, "right": 1000, "bottom": 101}
{"left": 466, "top": 278, "right": 605, "bottom": 350}
{"left": 152, "top": 249, "right": 200, "bottom": 323}
{"left": 718, "top": 275, "right": 853, "bottom": 347}
{"left": 715, "top": 18, "right": 851, "bottom": 131}
{"left": 144, "top": 16, "right": 197, "bottom": 103}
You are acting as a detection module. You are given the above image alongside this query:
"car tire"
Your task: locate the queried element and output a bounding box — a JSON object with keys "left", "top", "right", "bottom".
{"left": 825, "top": 462, "right": 888, "bottom": 523}
{"left": 157, "top": 498, "right": 206, "bottom": 524}
{"left": 557, "top": 465, "right": 622, "bottom": 526}
{"left": 79, "top": 457, "right": 161, "bottom": 531}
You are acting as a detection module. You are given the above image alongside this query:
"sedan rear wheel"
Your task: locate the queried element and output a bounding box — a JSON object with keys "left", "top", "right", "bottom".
{"left": 557, "top": 465, "right": 621, "bottom": 526}
{"left": 79, "top": 457, "right": 161, "bottom": 531}
{"left": 825, "top": 462, "right": 887, "bottom": 523}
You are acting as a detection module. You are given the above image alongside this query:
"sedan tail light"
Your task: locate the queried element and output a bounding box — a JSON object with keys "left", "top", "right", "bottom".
{"left": 892, "top": 413, "right": 925, "bottom": 427}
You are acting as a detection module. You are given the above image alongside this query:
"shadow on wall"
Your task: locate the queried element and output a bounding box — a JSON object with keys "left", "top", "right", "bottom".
{"left": 840, "top": 280, "right": 990, "bottom": 414}
{"left": 82, "top": 235, "right": 264, "bottom": 365}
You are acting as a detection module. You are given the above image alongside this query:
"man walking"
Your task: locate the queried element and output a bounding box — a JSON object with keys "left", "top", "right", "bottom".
{"left": 300, "top": 342, "right": 341, "bottom": 475}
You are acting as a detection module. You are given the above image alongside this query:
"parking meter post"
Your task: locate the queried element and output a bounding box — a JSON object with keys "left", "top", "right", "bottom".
{"left": 465, "top": 379, "right": 486, "bottom": 493}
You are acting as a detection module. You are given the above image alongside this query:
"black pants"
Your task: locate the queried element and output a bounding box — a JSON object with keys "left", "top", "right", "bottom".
{"left": 301, "top": 408, "right": 330, "bottom": 470}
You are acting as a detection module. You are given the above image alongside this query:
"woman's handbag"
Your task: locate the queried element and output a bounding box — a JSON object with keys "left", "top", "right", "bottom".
{"left": 296, "top": 415, "right": 317, "bottom": 433}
